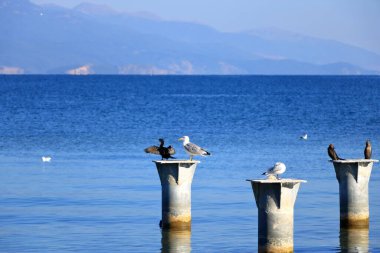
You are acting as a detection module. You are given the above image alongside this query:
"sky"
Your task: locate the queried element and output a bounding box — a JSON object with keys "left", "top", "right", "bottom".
{"left": 31, "top": 0, "right": 380, "bottom": 54}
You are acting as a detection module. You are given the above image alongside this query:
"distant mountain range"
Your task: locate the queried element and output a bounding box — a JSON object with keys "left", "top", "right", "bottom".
{"left": 1, "top": 0, "right": 380, "bottom": 75}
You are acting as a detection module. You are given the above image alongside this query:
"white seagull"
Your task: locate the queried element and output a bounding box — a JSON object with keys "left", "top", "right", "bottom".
{"left": 262, "top": 162, "right": 286, "bottom": 180}
{"left": 41, "top": 156, "right": 52, "bottom": 162}
{"left": 178, "top": 136, "right": 211, "bottom": 161}
{"left": 300, "top": 133, "right": 308, "bottom": 140}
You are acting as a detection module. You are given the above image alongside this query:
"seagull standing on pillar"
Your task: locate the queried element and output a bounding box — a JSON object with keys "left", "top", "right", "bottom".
{"left": 262, "top": 162, "right": 286, "bottom": 180}
{"left": 327, "top": 144, "right": 343, "bottom": 161}
{"left": 364, "top": 140, "right": 372, "bottom": 159}
{"left": 178, "top": 136, "right": 210, "bottom": 161}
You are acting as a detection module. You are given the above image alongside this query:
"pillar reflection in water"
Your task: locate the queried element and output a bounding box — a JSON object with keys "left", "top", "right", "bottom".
{"left": 161, "top": 229, "right": 192, "bottom": 253}
{"left": 339, "top": 228, "right": 369, "bottom": 253}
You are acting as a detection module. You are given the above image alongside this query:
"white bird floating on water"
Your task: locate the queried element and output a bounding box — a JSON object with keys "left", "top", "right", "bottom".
{"left": 41, "top": 156, "right": 52, "bottom": 162}
{"left": 300, "top": 133, "right": 308, "bottom": 140}
{"left": 178, "top": 136, "right": 211, "bottom": 161}
{"left": 262, "top": 162, "right": 286, "bottom": 180}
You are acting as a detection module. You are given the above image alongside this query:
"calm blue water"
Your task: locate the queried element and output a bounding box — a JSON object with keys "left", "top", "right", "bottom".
{"left": 0, "top": 75, "right": 379, "bottom": 252}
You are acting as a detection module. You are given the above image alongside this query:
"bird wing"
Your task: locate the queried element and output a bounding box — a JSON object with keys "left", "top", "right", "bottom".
{"left": 265, "top": 166, "right": 275, "bottom": 173}
{"left": 328, "top": 148, "right": 338, "bottom": 160}
{"left": 144, "top": 145, "right": 160, "bottom": 155}
{"left": 365, "top": 146, "right": 372, "bottom": 159}
{"left": 168, "top": 146, "right": 176, "bottom": 155}
{"left": 185, "top": 142, "right": 204, "bottom": 155}
{"left": 271, "top": 165, "right": 284, "bottom": 173}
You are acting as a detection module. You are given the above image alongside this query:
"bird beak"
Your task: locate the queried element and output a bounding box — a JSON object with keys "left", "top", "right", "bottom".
{"left": 178, "top": 137, "right": 183, "bottom": 141}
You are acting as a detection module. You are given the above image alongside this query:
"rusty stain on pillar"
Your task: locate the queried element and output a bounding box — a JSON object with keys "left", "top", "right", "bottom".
{"left": 331, "top": 159, "right": 378, "bottom": 228}
{"left": 154, "top": 160, "right": 199, "bottom": 229}
{"left": 247, "top": 179, "right": 306, "bottom": 253}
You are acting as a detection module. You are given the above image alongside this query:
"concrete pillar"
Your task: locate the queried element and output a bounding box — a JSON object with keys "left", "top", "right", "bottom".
{"left": 161, "top": 229, "right": 191, "bottom": 253}
{"left": 247, "top": 179, "right": 306, "bottom": 253}
{"left": 340, "top": 228, "right": 369, "bottom": 253}
{"left": 154, "top": 160, "right": 199, "bottom": 229}
{"left": 331, "top": 159, "right": 378, "bottom": 228}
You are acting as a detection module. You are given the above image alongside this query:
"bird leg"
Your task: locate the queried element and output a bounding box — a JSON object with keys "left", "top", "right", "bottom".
{"left": 190, "top": 155, "right": 193, "bottom": 161}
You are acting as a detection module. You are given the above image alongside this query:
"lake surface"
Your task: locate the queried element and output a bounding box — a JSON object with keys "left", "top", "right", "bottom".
{"left": 0, "top": 75, "right": 379, "bottom": 252}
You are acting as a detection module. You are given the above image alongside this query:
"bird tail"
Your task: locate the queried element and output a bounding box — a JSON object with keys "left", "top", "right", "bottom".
{"left": 205, "top": 151, "right": 211, "bottom": 156}
{"left": 262, "top": 172, "right": 267, "bottom": 175}
{"left": 169, "top": 156, "right": 176, "bottom": 159}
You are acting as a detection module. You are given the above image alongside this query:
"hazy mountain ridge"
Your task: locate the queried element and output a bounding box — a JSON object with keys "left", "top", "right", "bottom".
{"left": 1, "top": 0, "right": 379, "bottom": 75}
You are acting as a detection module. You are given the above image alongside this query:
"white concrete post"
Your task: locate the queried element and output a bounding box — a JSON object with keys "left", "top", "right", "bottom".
{"left": 154, "top": 160, "right": 199, "bottom": 229}
{"left": 331, "top": 159, "right": 378, "bottom": 228}
{"left": 247, "top": 179, "right": 306, "bottom": 253}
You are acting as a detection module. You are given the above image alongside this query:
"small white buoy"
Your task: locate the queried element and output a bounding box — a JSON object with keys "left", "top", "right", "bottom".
{"left": 41, "top": 156, "right": 52, "bottom": 162}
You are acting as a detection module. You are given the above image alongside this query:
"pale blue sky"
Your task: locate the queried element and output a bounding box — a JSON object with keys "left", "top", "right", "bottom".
{"left": 31, "top": 0, "right": 380, "bottom": 54}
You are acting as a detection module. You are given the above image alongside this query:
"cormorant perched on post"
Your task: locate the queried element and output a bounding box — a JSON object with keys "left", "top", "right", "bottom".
{"left": 364, "top": 140, "right": 372, "bottom": 159}
{"left": 328, "top": 144, "right": 343, "bottom": 161}
{"left": 144, "top": 138, "right": 176, "bottom": 160}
